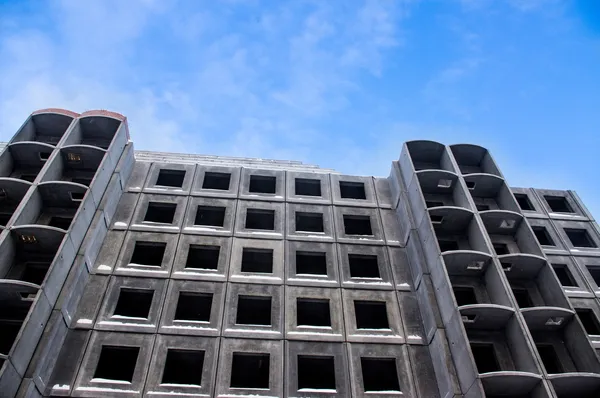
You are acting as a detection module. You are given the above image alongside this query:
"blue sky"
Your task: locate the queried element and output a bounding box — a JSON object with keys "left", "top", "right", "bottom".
{"left": 1, "top": 0, "right": 599, "bottom": 216}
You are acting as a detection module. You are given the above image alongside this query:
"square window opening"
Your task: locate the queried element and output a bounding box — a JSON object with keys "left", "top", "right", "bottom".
{"left": 295, "top": 212, "right": 324, "bottom": 233}
{"left": 348, "top": 254, "right": 380, "bottom": 278}
{"left": 156, "top": 169, "right": 186, "bottom": 188}
{"left": 295, "top": 178, "right": 321, "bottom": 196}
{"left": 536, "top": 344, "right": 563, "bottom": 373}
{"left": 231, "top": 353, "right": 270, "bottom": 389}
{"left": 94, "top": 346, "right": 139, "bottom": 382}
{"left": 21, "top": 262, "right": 50, "bottom": 285}
{"left": 241, "top": 248, "right": 273, "bottom": 274}
{"left": 236, "top": 295, "right": 272, "bottom": 326}
{"left": 545, "top": 196, "right": 573, "bottom": 213}
{"left": 174, "top": 292, "right": 213, "bottom": 322}
{"left": 354, "top": 301, "right": 389, "bottom": 329}
{"left": 297, "top": 356, "right": 336, "bottom": 390}
{"left": 565, "top": 229, "right": 597, "bottom": 248}
{"left": 576, "top": 308, "right": 600, "bottom": 335}
{"left": 470, "top": 343, "right": 501, "bottom": 373}
{"left": 533, "top": 227, "right": 554, "bottom": 246}
{"left": 296, "top": 251, "right": 327, "bottom": 275}
{"left": 113, "top": 289, "right": 154, "bottom": 318}
{"left": 249, "top": 175, "right": 276, "bottom": 194}
{"left": 162, "top": 349, "right": 205, "bottom": 385}
{"left": 511, "top": 288, "right": 533, "bottom": 308}
{"left": 552, "top": 264, "right": 577, "bottom": 287}
{"left": 245, "top": 208, "right": 275, "bottom": 230}
{"left": 361, "top": 358, "right": 401, "bottom": 392}
{"left": 202, "top": 172, "right": 231, "bottom": 190}
{"left": 453, "top": 286, "right": 478, "bottom": 306}
{"left": 438, "top": 239, "right": 459, "bottom": 252}
{"left": 194, "top": 206, "right": 226, "bottom": 227}
{"left": 186, "top": 245, "right": 220, "bottom": 270}
{"left": 297, "top": 298, "right": 331, "bottom": 327}
{"left": 339, "top": 181, "right": 366, "bottom": 200}
{"left": 586, "top": 266, "right": 600, "bottom": 286}
{"left": 144, "top": 202, "right": 176, "bottom": 224}
{"left": 343, "top": 215, "right": 373, "bottom": 236}
{"left": 130, "top": 241, "right": 166, "bottom": 267}
{"left": 49, "top": 216, "right": 73, "bottom": 230}
{"left": 493, "top": 242, "right": 510, "bottom": 255}
{"left": 515, "top": 194, "right": 534, "bottom": 211}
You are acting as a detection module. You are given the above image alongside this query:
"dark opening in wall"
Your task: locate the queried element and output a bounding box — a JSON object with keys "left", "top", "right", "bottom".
{"left": 194, "top": 206, "right": 226, "bottom": 227}
{"left": 70, "top": 191, "right": 85, "bottom": 201}
{"left": 295, "top": 212, "right": 324, "bottom": 233}
{"left": 339, "top": 181, "right": 366, "bottom": 199}
{"left": 144, "top": 202, "right": 176, "bottom": 224}
{"left": 565, "top": 229, "right": 597, "bottom": 248}
{"left": 576, "top": 309, "right": 600, "bottom": 335}
{"left": 203, "top": 172, "right": 231, "bottom": 190}
{"left": 72, "top": 177, "right": 93, "bottom": 186}
{"left": 295, "top": 178, "right": 321, "bottom": 196}
{"left": 241, "top": 248, "right": 273, "bottom": 273}
{"left": 426, "top": 201, "right": 444, "bottom": 208}
{"left": 470, "top": 343, "right": 500, "bottom": 373}
{"left": 361, "top": 358, "right": 401, "bottom": 392}
{"left": 354, "top": 301, "right": 389, "bottom": 329}
{"left": 438, "top": 239, "right": 459, "bottom": 252}
{"left": 297, "top": 299, "right": 331, "bottom": 327}
{"left": 533, "top": 227, "right": 554, "bottom": 246}
{"left": 492, "top": 243, "right": 510, "bottom": 255}
{"left": 544, "top": 196, "right": 573, "bottom": 213}
{"left": 231, "top": 353, "right": 270, "bottom": 388}
{"left": 113, "top": 289, "right": 154, "bottom": 318}
{"left": 130, "top": 241, "right": 166, "bottom": 266}
{"left": 430, "top": 214, "right": 444, "bottom": 224}
{"left": 49, "top": 216, "right": 73, "bottom": 230}
{"left": 552, "top": 264, "right": 577, "bottom": 287}
{"left": 21, "top": 261, "right": 51, "bottom": 285}
{"left": 476, "top": 204, "right": 490, "bottom": 211}
{"left": 465, "top": 181, "right": 476, "bottom": 190}
{"left": 162, "top": 349, "right": 204, "bottom": 385}
{"left": 20, "top": 174, "right": 37, "bottom": 183}
{"left": 39, "top": 151, "right": 51, "bottom": 161}
{"left": 587, "top": 266, "right": 600, "bottom": 286}
{"left": 94, "top": 346, "right": 140, "bottom": 382}
{"left": 0, "top": 213, "right": 10, "bottom": 226}
{"left": 348, "top": 254, "right": 380, "bottom": 278}
{"left": 245, "top": 209, "right": 275, "bottom": 230}
{"left": 249, "top": 175, "right": 276, "bottom": 194}
{"left": 511, "top": 288, "right": 533, "bottom": 308}
{"left": 236, "top": 295, "right": 272, "bottom": 325}
{"left": 296, "top": 251, "right": 327, "bottom": 275}
{"left": 343, "top": 215, "right": 372, "bottom": 235}
{"left": 536, "top": 344, "right": 563, "bottom": 373}
{"left": 186, "top": 245, "right": 220, "bottom": 270}
{"left": 174, "top": 292, "right": 213, "bottom": 322}
{"left": 0, "top": 323, "right": 23, "bottom": 355}
{"left": 514, "top": 194, "right": 534, "bottom": 211}
{"left": 453, "top": 286, "right": 478, "bottom": 306}
{"left": 297, "top": 356, "right": 336, "bottom": 390}
{"left": 156, "top": 169, "right": 186, "bottom": 188}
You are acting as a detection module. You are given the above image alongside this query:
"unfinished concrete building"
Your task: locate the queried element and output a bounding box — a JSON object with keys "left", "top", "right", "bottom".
{"left": 1, "top": 108, "right": 600, "bottom": 398}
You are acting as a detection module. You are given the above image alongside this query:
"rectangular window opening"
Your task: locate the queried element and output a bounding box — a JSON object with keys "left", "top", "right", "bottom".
{"left": 185, "top": 245, "right": 220, "bottom": 270}
{"left": 348, "top": 254, "right": 380, "bottom": 278}
{"left": 241, "top": 248, "right": 273, "bottom": 274}
{"left": 470, "top": 343, "right": 501, "bottom": 373}
{"left": 296, "top": 251, "right": 327, "bottom": 276}
{"left": 113, "top": 289, "right": 154, "bottom": 318}
{"left": 339, "top": 181, "right": 366, "bottom": 199}
{"left": 21, "top": 261, "right": 50, "bottom": 285}
{"left": 552, "top": 264, "right": 577, "bottom": 287}
{"left": 162, "top": 349, "right": 205, "bottom": 385}
{"left": 49, "top": 216, "right": 73, "bottom": 230}
{"left": 536, "top": 344, "right": 563, "bottom": 373}
{"left": 576, "top": 308, "right": 600, "bottom": 335}
{"left": 297, "top": 298, "right": 331, "bottom": 327}
{"left": 453, "top": 286, "right": 478, "bottom": 306}
{"left": 297, "top": 356, "right": 336, "bottom": 390}
{"left": 249, "top": 175, "right": 276, "bottom": 194}
{"left": 492, "top": 242, "right": 510, "bottom": 255}
{"left": 343, "top": 215, "right": 373, "bottom": 236}
{"left": 231, "top": 353, "right": 270, "bottom": 389}
{"left": 515, "top": 194, "right": 534, "bottom": 211}
{"left": 156, "top": 169, "right": 186, "bottom": 188}
{"left": 194, "top": 206, "right": 226, "bottom": 227}
{"left": 533, "top": 227, "right": 554, "bottom": 246}
{"left": 144, "top": 202, "right": 176, "bottom": 224}
{"left": 202, "top": 172, "right": 231, "bottom": 190}
{"left": 130, "top": 241, "right": 166, "bottom": 267}
{"left": 174, "top": 292, "right": 213, "bottom": 322}
{"left": 565, "top": 228, "right": 597, "bottom": 248}
{"left": 361, "top": 358, "right": 401, "bottom": 392}
{"left": 544, "top": 196, "right": 573, "bottom": 213}
{"left": 245, "top": 208, "right": 275, "bottom": 230}
{"left": 438, "top": 239, "right": 459, "bottom": 252}
{"left": 586, "top": 266, "right": 600, "bottom": 286}
{"left": 295, "top": 212, "right": 324, "bottom": 233}
{"left": 295, "top": 178, "right": 321, "bottom": 196}
{"left": 511, "top": 288, "right": 533, "bottom": 308}
{"left": 93, "top": 346, "right": 140, "bottom": 382}
{"left": 354, "top": 301, "right": 389, "bottom": 329}
{"left": 236, "top": 295, "right": 272, "bottom": 326}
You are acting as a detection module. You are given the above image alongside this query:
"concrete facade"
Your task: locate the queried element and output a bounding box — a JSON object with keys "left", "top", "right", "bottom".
{"left": 1, "top": 110, "right": 600, "bottom": 397}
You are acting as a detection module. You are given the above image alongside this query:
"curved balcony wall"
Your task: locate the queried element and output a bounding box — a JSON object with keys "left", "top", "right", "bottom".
{"left": 10, "top": 110, "right": 76, "bottom": 146}
{"left": 467, "top": 178, "right": 521, "bottom": 213}
{"left": 481, "top": 211, "right": 545, "bottom": 257}
{"left": 399, "top": 140, "right": 457, "bottom": 190}
{"left": 450, "top": 143, "right": 503, "bottom": 178}
{"left": 481, "top": 374, "right": 551, "bottom": 397}
{"left": 62, "top": 114, "right": 122, "bottom": 150}
{"left": 549, "top": 373, "right": 600, "bottom": 397}
{"left": 0, "top": 178, "right": 31, "bottom": 228}
{"left": 0, "top": 142, "right": 55, "bottom": 183}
